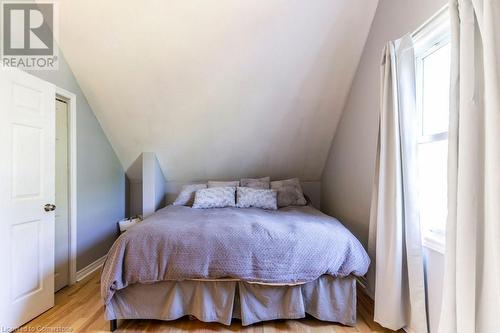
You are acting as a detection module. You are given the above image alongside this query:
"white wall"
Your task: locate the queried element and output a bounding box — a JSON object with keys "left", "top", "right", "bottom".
{"left": 126, "top": 155, "right": 143, "bottom": 217}
{"left": 128, "top": 180, "right": 142, "bottom": 217}
{"left": 154, "top": 159, "right": 166, "bottom": 212}
{"left": 142, "top": 152, "right": 166, "bottom": 217}
{"left": 56, "top": 0, "right": 378, "bottom": 183}
{"left": 320, "top": 1, "right": 447, "bottom": 332}
{"left": 127, "top": 152, "right": 166, "bottom": 218}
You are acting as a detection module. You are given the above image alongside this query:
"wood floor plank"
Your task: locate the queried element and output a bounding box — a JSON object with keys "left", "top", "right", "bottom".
{"left": 20, "top": 272, "right": 402, "bottom": 333}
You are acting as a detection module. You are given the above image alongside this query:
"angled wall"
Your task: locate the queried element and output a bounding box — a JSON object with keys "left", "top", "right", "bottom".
{"left": 28, "top": 52, "right": 126, "bottom": 271}
{"left": 321, "top": 0, "right": 446, "bottom": 247}
{"left": 56, "top": 0, "right": 379, "bottom": 183}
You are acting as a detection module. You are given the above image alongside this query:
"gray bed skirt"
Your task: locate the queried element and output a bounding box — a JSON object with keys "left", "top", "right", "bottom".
{"left": 105, "top": 275, "right": 357, "bottom": 326}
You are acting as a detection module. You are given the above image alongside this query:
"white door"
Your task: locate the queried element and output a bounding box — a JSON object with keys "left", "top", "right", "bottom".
{"left": 55, "top": 99, "right": 69, "bottom": 292}
{"left": 0, "top": 68, "right": 56, "bottom": 329}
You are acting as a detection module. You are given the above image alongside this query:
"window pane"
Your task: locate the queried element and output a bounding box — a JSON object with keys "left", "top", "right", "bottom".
{"left": 422, "top": 43, "right": 451, "bottom": 136}
{"left": 418, "top": 140, "right": 448, "bottom": 233}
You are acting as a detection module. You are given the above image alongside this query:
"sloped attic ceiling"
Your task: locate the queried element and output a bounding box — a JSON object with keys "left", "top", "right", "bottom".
{"left": 56, "top": 0, "right": 378, "bottom": 181}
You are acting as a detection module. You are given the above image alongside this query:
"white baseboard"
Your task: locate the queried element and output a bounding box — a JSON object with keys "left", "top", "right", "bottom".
{"left": 76, "top": 255, "right": 107, "bottom": 281}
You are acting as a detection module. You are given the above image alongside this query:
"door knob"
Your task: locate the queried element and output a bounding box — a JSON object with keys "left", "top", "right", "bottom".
{"left": 44, "top": 204, "right": 56, "bottom": 212}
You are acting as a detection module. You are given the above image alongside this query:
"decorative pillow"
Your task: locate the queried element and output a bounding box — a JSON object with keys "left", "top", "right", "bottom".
{"left": 173, "top": 183, "right": 207, "bottom": 206}
{"left": 236, "top": 187, "right": 277, "bottom": 210}
{"left": 270, "top": 178, "right": 307, "bottom": 208}
{"left": 240, "top": 177, "right": 270, "bottom": 189}
{"left": 207, "top": 180, "right": 240, "bottom": 188}
{"left": 192, "top": 187, "right": 236, "bottom": 209}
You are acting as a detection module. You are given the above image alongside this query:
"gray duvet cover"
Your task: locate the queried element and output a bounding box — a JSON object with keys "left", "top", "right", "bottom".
{"left": 101, "top": 205, "right": 370, "bottom": 305}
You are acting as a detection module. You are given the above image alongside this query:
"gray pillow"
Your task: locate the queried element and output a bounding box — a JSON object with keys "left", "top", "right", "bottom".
{"left": 270, "top": 178, "right": 307, "bottom": 208}
{"left": 240, "top": 177, "right": 270, "bottom": 189}
{"left": 173, "top": 183, "right": 207, "bottom": 206}
{"left": 236, "top": 187, "right": 277, "bottom": 210}
{"left": 192, "top": 187, "right": 236, "bottom": 209}
{"left": 207, "top": 180, "right": 240, "bottom": 188}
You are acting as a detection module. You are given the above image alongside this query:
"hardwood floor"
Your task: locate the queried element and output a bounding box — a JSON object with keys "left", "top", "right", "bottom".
{"left": 21, "top": 272, "right": 402, "bottom": 332}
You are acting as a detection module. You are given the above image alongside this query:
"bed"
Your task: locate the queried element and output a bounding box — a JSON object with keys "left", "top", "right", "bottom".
{"left": 101, "top": 204, "right": 370, "bottom": 331}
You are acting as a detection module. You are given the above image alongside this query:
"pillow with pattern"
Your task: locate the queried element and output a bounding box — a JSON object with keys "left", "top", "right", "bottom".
{"left": 236, "top": 187, "right": 277, "bottom": 210}
{"left": 173, "top": 183, "right": 207, "bottom": 206}
{"left": 192, "top": 187, "right": 236, "bottom": 209}
{"left": 207, "top": 180, "right": 240, "bottom": 188}
{"left": 240, "top": 176, "right": 270, "bottom": 189}
{"left": 270, "top": 178, "right": 307, "bottom": 208}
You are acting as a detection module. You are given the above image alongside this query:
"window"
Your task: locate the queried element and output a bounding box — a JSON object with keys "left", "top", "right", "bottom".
{"left": 414, "top": 11, "right": 451, "bottom": 243}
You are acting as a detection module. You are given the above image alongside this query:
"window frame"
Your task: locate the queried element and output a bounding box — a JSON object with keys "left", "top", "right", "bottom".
{"left": 412, "top": 8, "right": 450, "bottom": 252}
{"left": 415, "top": 36, "right": 450, "bottom": 145}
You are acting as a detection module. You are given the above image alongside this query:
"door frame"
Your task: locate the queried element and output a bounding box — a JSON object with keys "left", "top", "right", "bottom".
{"left": 55, "top": 87, "right": 77, "bottom": 286}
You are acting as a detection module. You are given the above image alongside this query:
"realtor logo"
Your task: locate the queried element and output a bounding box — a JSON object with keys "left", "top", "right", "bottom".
{"left": 1, "top": 1, "right": 58, "bottom": 70}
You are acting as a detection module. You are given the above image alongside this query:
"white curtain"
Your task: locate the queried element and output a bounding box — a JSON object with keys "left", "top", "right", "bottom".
{"left": 438, "top": 0, "right": 500, "bottom": 332}
{"left": 368, "top": 36, "right": 428, "bottom": 333}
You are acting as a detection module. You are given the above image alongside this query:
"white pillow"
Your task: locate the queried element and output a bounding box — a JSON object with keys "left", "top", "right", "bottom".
{"left": 240, "top": 177, "right": 270, "bottom": 189}
{"left": 270, "top": 178, "right": 307, "bottom": 208}
{"left": 236, "top": 187, "right": 277, "bottom": 210}
{"left": 192, "top": 187, "right": 236, "bottom": 209}
{"left": 173, "top": 183, "right": 207, "bottom": 206}
{"left": 207, "top": 180, "right": 240, "bottom": 188}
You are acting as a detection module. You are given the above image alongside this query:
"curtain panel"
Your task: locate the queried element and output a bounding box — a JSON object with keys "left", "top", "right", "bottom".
{"left": 438, "top": 0, "right": 500, "bottom": 332}
{"left": 368, "top": 36, "right": 428, "bottom": 333}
